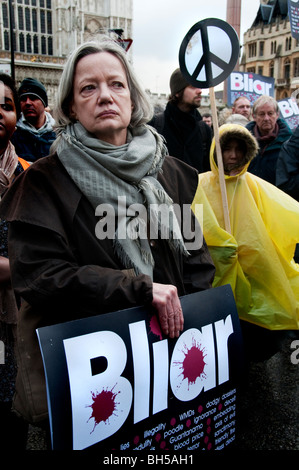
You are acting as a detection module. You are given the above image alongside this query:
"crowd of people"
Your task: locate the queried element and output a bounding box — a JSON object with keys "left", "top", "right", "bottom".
{"left": 0, "top": 35, "right": 298, "bottom": 451}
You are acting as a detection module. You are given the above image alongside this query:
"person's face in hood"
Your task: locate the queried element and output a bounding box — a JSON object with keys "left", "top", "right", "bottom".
{"left": 222, "top": 138, "right": 247, "bottom": 176}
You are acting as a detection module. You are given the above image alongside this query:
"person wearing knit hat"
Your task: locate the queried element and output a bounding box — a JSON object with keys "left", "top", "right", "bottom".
{"left": 18, "top": 77, "right": 48, "bottom": 108}
{"left": 169, "top": 68, "right": 190, "bottom": 97}
{"left": 148, "top": 67, "right": 212, "bottom": 173}
{"left": 11, "top": 77, "right": 56, "bottom": 163}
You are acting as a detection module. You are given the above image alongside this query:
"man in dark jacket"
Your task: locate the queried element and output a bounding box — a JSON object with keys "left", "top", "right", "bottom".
{"left": 11, "top": 78, "right": 56, "bottom": 163}
{"left": 246, "top": 95, "right": 292, "bottom": 185}
{"left": 149, "top": 68, "right": 212, "bottom": 173}
{"left": 276, "top": 124, "right": 299, "bottom": 262}
{"left": 276, "top": 124, "right": 299, "bottom": 201}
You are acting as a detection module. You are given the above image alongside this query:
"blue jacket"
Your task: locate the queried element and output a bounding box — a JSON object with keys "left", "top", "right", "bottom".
{"left": 11, "top": 126, "right": 56, "bottom": 163}
{"left": 246, "top": 118, "right": 292, "bottom": 185}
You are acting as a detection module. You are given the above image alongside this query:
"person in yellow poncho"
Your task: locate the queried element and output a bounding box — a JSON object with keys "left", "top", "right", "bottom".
{"left": 192, "top": 124, "right": 299, "bottom": 357}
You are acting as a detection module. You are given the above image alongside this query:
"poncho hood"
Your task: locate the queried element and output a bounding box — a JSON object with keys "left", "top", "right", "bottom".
{"left": 211, "top": 124, "right": 259, "bottom": 178}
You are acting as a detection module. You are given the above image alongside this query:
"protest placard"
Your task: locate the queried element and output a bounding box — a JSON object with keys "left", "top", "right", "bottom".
{"left": 37, "top": 284, "right": 244, "bottom": 451}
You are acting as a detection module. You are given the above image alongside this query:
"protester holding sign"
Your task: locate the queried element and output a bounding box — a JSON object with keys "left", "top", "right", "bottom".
{"left": 246, "top": 95, "right": 292, "bottom": 185}
{"left": 0, "top": 37, "right": 215, "bottom": 428}
{"left": 192, "top": 123, "right": 299, "bottom": 358}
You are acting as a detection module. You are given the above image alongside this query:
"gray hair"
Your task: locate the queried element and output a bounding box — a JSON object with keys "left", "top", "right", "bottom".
{"left": 52, "top": 36, "right": 153, "bottom": 143}
{"left": 252, "top": 95, "right": 279, "bottom": 116}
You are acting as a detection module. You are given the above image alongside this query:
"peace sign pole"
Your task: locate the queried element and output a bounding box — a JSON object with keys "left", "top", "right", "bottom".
{"left": 179, "top": 18, "right": 240, "bottom": 234}
{"left": 209, "top": 87, "right": 231, "bottom": 233}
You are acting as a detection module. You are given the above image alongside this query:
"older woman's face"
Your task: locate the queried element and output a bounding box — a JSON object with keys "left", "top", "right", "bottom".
{"left": 71, "top": 51, "right": 133, "bottom": 146}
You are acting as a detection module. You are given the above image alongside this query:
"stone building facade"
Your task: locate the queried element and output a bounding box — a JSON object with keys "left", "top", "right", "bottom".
{"left": 0, "top": 0, "right": 133, "bottom": 108}
{"left": 240, "top": 0, "right": 299, "bottom": 100}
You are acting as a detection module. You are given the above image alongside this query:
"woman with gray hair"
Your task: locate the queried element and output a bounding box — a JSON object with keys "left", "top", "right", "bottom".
{"left": 0, "top": 37, "right": 215, "bottom": 428}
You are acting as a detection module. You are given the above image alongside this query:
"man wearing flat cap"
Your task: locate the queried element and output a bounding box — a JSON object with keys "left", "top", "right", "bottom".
{"left": 11, "top": 78, "right": 56, "bottom": 163}
{"left": 149, "top": 68, "right": 211, "bottom": 173}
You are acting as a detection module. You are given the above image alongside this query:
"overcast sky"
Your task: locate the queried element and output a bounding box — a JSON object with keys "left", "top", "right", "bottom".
{"left": 132, "top": 0, "right": 261, "bottom": 94}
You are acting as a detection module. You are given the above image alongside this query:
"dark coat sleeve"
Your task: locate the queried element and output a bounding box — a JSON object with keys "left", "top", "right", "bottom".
{"left": 276, "top": 125, "right": 299, "bottom": 201}
{"left": 0, "top": 156, "right": 153, "bottom": 320}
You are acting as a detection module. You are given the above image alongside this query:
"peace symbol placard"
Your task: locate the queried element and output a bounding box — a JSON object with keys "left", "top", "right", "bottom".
{"left": 179, "top": 18, "right": 240, "bottom": 89}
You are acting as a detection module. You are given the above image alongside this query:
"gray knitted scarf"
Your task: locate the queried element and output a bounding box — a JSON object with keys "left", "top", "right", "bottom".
{"left": 56, "top": 122, "right": 189, "bottom": 278}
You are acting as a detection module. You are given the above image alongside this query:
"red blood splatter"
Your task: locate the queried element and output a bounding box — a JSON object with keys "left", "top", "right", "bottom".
{"left": 87, "top": 386, "right": 119, "bottom": 433}
{"left": 149, "top": 314, "right": 162, "bottom": 339}
{"left": 174, "top": 337, "right": 207, "bottom": 388}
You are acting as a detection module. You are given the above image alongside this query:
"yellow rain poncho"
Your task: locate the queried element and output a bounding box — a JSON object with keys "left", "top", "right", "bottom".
{"left": 192, "top": 124, "right": 299, "bottom": 330}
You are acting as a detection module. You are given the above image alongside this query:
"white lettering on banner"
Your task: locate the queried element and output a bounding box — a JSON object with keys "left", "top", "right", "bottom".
{"left": 129, "top": 321, "right": 150, "bottom": 424}
{"left": 63, "top": 331, "right": 133, "bottom": 450}
{"left": 214, "top": 315, "right": 234, "bottom": 385}
{"left": 63, "top": 315, "right": 234, "bottom": 450}
{"left": 230, "top": 72, "right": 273, "bottom": 95}
{"left": 278, "top": 98, "right": 299, "bottom": 119}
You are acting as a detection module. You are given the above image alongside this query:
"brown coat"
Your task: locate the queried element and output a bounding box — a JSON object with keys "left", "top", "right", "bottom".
{"left": 0, "top": 153, "right": 215, "bottom": 423}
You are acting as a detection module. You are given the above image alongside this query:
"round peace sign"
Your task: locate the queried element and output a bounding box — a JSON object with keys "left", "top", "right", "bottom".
{"left": 179, "top": 18, "right": 240, "bottom": 89}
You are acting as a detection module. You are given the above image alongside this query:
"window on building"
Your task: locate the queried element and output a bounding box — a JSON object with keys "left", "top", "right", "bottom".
{"left": 4, "top": 30, "right": 9, "bottom": 50}
{"left": 247, "top": 67, "right": 256, "bottom": 73}
{"left": 259, "top": 41, "right": 264, "bottom": 57}
{"left": 40, "top": 10, "right": 45, "bottom": 33}
{"left": 271, "top": 41, "right": 277, "bottom": 54}
{"left": 48, "top": 36, "right": 53, "bottom": 55}
{"left": 2, "top": 3, "right": 9, "bottom": 28}
{"left": 41, "top": 36, "right": 46, "bottom": 54}
{"left": 284, "top": 58, "right": 290, "bottom": 79}
{"left": 258, "top": 66, "right": 263, "bottom": 75}
{"left": 269, "top": 61, "right": 274, "bottom": 77}
{"left": 26, "top": 33, "right": 32, "bottom": 53}
{"left": 47, "top": 11, "right": 52, "bottom": 34}
{"left": 2, "top": 0, "right": 54, "bottom": 55}
{"left": 25, "top": 7, "right": 31, "bottom": 31}
{"left": 19, "top": 32, "right": 25, "bottom": 52}
{"left": 33, "top": 34, "right": 38, "bottom": 53}
{"left": 32, "top": 9, "right": 37, "bottom": 32}
{"left": 248, "top": 43, "right": 257, "bottom": 58}
{"left": 294, "top": 58, "right": 299, "bottom": 77}
{"left": 18, "top": 7, "right": 24, "bottom": 30}
{"left": 285, "top": 37, "right": 292, "bottom": 51}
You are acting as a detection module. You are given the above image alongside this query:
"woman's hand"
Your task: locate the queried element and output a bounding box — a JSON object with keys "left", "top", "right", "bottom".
{"left": 151, "top": 282, "right": 184, "bottom": 338}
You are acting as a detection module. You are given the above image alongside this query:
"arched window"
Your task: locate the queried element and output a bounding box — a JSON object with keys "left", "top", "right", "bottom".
{"left": 26, "top": 33, "right": 32, "bottom": 53}
{"left": 19, "top": 33, "right": 25, "bottom": 52}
